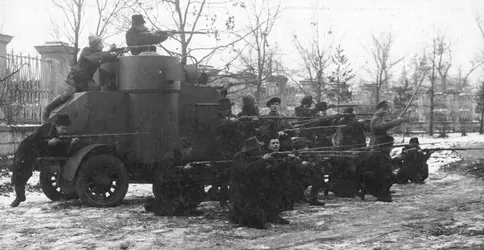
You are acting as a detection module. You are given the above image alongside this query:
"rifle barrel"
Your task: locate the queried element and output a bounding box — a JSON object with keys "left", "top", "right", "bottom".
{"left": 59, "top": 132, "right": 149, "bottom": 139}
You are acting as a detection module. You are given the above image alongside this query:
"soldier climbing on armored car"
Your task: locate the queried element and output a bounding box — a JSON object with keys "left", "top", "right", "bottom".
{"left": 10, "top": 115, "right": 78, "bottom": 207}
{"left": 42, "top": 35, "right": 126, "bottom": 123}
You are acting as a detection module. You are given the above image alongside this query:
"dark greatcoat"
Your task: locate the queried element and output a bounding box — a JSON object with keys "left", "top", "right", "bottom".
{"left": 259, "top": 111, "right": 295, "bottom": 151}
{"left": 338, "top": 115, "right": 366, "bottom": 149}
{"left": 126, "top": 26, "right": 169, "bottom": 55}
{"left": 152, "top": 150, "right": 205, "bottom": 216}
{"left": 395, "top": 145, "right": 431, "bottom": 184}
{"left": 369, "top": 111, "right": 403, "bottom": 146}
{"left": 212, "top": 111, "right": 244, "bottom": 159}
{"left": 66, "top": 47, "right": 119, "bottom": 91}
{"left": 237, "top": 106, "right": 260, "bottom": 138}
{"left": 10, "top": 123, "right": 70, "bottom": 186}
{"left": 229, "top": 151, "right": 278, "bottom": 229}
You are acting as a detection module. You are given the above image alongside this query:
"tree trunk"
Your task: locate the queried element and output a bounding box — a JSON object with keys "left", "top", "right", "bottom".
{"left": 375, "top": 84, "right": 380, "bottom": 105}
{"left": 429, "top": 91, "right": 434, "bottom": 136}
{"left": 480, "top": 107, "right": 484, "bottom": 134}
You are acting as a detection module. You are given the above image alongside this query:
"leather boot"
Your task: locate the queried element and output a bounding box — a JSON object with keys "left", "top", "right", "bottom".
{"left": 11, "top": 184, "right": 26, "bottom": 207}
{"left": 42, "top": 94, "right": 72, "bottom": 123}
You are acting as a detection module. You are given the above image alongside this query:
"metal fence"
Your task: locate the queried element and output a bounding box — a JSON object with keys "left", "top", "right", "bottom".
{"left": 0, "top": 52, "right": 52, "bottom": 124}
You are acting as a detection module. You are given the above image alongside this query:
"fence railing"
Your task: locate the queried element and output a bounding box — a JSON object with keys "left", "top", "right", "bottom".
{"left": 0, "top": 52, "right": 52, "bottom": 124}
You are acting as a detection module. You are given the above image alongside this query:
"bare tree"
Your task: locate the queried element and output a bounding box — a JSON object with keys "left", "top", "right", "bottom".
{"left": 293, "top": 22, "right": 333, "bottom": 103}
{"left": 137, "top": 0, "right": 250, "bottom": 67}
{"left": 367, "top": 32, "right": 403, "bottom": 104}
{"left": 424, "top": 32, "right": 452, "bottom": 136}
{"left": 475, "top": 81, "right": 484, "bottom": 134}
{"left": 233, "top": 0, "right": 283, "bottom": 101}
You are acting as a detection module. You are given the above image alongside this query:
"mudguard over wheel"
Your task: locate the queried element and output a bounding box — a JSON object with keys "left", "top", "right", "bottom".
{"left": 75, "top": 154, "right": 129, "bottom": 207}
{"left": 40, "top": 171, "right": 78, "bottom": 201}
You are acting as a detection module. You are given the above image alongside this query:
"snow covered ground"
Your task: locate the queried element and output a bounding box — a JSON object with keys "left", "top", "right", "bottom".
{"left": 0, "top": 133, "right": 483, "bottom": 249}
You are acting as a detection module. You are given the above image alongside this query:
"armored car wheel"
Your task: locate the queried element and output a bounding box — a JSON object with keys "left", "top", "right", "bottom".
{"left": 40, "top": 170, "right": 78, "bottom": 201}
{"left": 75, "top": 154, "right": 129, "bottom": 207}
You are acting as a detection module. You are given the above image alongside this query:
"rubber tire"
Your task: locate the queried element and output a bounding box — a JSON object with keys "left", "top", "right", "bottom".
{"left": 75, "top": 154, "right": 129, "bottom": 207}
{"left": 39, "top": 170, "right": 78, "bottom": 201}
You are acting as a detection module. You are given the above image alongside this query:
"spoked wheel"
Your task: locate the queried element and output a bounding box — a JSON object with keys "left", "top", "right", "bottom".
{"left": 40, "top": 170, "right": 78, "bottom": 201}
{"left": 75, "top": 154, "right": 129, "bottom": 207}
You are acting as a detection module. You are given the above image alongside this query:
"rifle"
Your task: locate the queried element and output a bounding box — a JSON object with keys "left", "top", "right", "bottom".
{"left": 399, "top": 72, "right": 426, "bottom": 118}
{"left": 238, "top": 116, "right": 316, "bottom": 120}
{"left": 47, "top": 132, "right": 150, "bottom": 141}
{"left": 283, "top": 125, "right": 346, "bottom": 132}
{"left": 422, "top": 147, "right": 484, "bottom": 152}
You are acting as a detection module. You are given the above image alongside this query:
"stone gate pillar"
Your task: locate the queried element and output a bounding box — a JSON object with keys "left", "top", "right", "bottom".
{"left": 35, "top": 42, "right": 77, "bottom": 100}
{"left": 0, "top": 33, "right": 13, "bottom": 75}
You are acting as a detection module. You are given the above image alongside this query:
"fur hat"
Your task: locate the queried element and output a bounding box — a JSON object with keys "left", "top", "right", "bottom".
{"left": 88, "top": 35, "right": 102, "bottom": 47}
{"left": 132, "top": 14, "right": 145, "bottom": 25}
{"left": 242, "top": 94, "right": 256, "bottom": 106}
{"left": 266, "top": 97, "right": 281, "bottom": 107}
{"left": 315, "top": 102, "right": 328, "bottom": 111}
{"left": 241, "top": 137, "right": 265, "bottom": 152}
{"left": 301, "top": 95, "right": 313, "bottom": 105}
{"left": 54, "top": 114, "right": 72, "bottom": 127}
{"left": 409, "top": 137, "right": 419, "bottom": 145}
{"left": 376, "top": 101, "right": 389, "bottom": 110}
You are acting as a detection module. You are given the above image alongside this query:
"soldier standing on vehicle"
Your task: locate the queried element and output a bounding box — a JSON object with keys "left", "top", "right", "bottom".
{"left": 10, "top": 114, "right": 78, "bottom": 207}
{"left": 359, "top": 101, "right": 406, "bottom": 202}
{"left": 147, "top": 137, "right": 205, "bottom": 216}
{"left": 126, "top": 14, "right": 172, "bottom": 55}
{"left": 229, "top": 137, "right": 290, "bottom": 229}
{"left": 42, "top": 35, "right": 124, "bottom": 122}
{"left": 260, "top": 97, "right": 295, "bottom": 151}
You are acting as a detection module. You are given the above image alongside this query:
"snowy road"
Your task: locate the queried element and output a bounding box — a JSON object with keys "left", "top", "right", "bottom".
{"left": 0, "top": 133, "right": 483, "bottom": 249}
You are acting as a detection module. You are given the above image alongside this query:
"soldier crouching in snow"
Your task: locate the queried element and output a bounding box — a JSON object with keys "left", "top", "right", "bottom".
{"left": 229, "top": 137, "right": 290, "bottom": 229}
{"left": 394, "top": 137, "right": 431, "bottom": 184}
{"left": 145, "top": 137, "right": 205, "bottom": 216}
{"left": 10, "top": 114, "right": 78, "bottom": 207}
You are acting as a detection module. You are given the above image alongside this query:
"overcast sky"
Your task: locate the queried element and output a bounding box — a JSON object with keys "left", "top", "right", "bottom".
{"left": 1, "top": 0, "right": 484, "bottom": 84}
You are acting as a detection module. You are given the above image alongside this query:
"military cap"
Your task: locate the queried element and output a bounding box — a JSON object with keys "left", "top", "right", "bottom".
{"left": 376, "top": 101, "right": 389, "bottom": 110}
{"left": 241, "top": 137, "right": 265, "bottom": 152}
{"left": 266, "top": 97, "right": 281, "bottom": 107}
{"left": 300, "top": 95, "right": 313, "bottom": 105}
{"left": 132, "top": 14, "right": 145, "bottom": 25}
{"left": 409, "top": 137, "right": 419, "bottom": 145}
{"left": 54, "top": 114, "right": 72, "bottom": 127}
